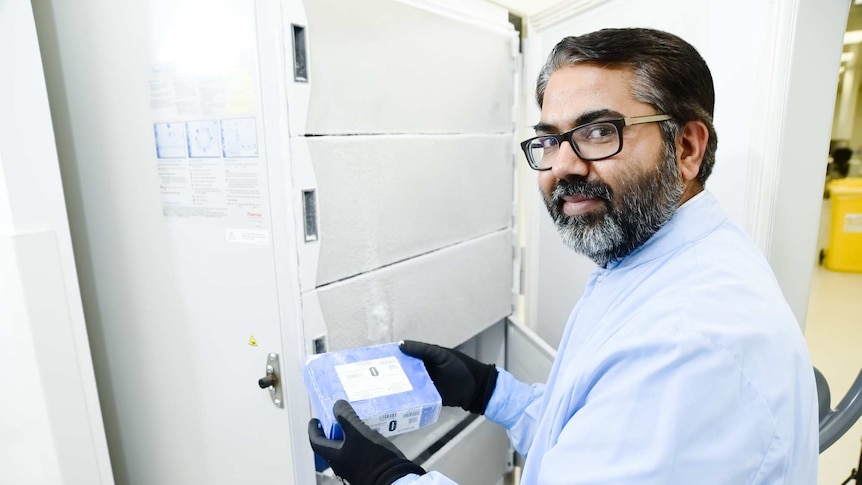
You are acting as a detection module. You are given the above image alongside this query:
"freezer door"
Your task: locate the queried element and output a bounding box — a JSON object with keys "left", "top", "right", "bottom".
{"left": 33, "top": 0, "right": 305, "bottom": 483}
{"left": 506, "top": 318, "right": 556, "bottom": 386}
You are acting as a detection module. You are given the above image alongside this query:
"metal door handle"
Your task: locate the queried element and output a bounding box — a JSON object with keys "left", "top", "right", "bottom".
{"left": 258, "top": 353, "right": 284, "bottom": 408}
{"left": 258, "top": 375, "right": 277, "bottom": 389}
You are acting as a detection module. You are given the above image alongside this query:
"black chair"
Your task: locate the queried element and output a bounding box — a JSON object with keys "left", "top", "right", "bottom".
{"left": 815, "top": 367, "right": 862, "bottom": 453}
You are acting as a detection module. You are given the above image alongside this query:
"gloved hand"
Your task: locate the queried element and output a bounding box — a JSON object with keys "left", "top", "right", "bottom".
{"left": 399, "top": 340, "right": 498, "bottom": 415}
{"left": 308, "top": 400, "right": 425, "bottom": 485}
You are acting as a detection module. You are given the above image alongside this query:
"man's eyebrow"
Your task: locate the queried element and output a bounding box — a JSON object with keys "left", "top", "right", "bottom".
{"left": 533, "top": 109, "right": 625, "bottom": 134}
{"left": 575, "top": 109, "right": 623, "bottom": 126}
{"left": 532, "top": 122, "right": 558, "bottom": 134}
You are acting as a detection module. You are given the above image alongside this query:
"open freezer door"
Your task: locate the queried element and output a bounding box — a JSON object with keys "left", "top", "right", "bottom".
{"left": 280, "top": 0, "right": 523, "bottom": 483}
{"left": 33, "top": 0, "right": 307, "bottom": 483}
{"left": 506, "top": 318, "right": 556, "bottom": 386}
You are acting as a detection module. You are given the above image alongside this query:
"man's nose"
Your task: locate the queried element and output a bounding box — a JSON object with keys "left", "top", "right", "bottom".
{"left": 550, "top": 139, "right": 590, "bottom": 180}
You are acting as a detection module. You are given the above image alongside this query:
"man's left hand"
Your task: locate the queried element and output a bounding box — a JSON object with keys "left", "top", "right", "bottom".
{"left": 308, "top": 400, "right": 426, "bottom": 485}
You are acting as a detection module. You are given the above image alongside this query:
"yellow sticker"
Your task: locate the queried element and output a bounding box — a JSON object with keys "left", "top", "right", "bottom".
{"left": 248, "top": 335, "right": 258, "bottom": 347}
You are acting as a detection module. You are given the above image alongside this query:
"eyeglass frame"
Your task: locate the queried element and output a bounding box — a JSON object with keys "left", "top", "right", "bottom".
{"left": 520, "top": 114, "right": 673, "bottom": 171}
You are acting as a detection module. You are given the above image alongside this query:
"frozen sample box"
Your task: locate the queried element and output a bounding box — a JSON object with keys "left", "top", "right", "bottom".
{"left": 303, "top": 342, "right": 442, "bottom": 439}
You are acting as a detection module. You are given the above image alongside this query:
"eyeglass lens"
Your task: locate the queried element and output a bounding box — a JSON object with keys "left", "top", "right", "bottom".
{"left": 526, "top": 121, "right": 621, "bottom": 169}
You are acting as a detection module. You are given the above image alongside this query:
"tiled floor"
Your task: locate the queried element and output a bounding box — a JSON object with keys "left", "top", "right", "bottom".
{"left": 806, "top": 265, "right": 862, "bottom": 484}
{"left": 805, "top": 199, "right": 862, "bottom": 484}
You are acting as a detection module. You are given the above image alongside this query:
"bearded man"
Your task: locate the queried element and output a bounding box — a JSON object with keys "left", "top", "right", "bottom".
{"left": 308, "top": 28, "right": 819, "bottom": 485}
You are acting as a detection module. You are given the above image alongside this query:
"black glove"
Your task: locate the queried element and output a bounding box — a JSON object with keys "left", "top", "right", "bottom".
{"left": 308, "top": 400, "right": 425, "bottom": 485}
{"left": 399, "top": 340, "right": 498, "bottom": 415}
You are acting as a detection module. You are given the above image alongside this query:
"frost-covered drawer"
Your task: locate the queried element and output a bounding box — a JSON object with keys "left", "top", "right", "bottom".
{"left": 301, "top": 230, "right": 513, "bottom": 352}
{"left": 305, "top": 134, "right": 512, "bottom": 287}
{"left": 302, "top": 0, "right": 514, "bottom": 135}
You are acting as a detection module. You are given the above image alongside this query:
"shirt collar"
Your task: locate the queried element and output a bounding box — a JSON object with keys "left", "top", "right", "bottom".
{"left": 605, "top": 190, "right": 727, "bottom": 270}
{"left": 678, "top": 189, "right": 707, "bottom": 210}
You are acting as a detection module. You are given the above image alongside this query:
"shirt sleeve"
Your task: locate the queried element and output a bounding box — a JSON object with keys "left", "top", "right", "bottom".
{"left": 533, "top": 329, "right": 777, "bottom": 484}
{"left": 483, "top": 369, "right": 545, "bottom": 456}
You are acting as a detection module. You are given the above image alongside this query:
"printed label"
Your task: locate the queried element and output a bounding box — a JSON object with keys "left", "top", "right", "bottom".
{"left": 334, "top": 357, "right": 413, "bottom": 402}
{"left": 844, "top": 213, "right": 862, "bottom": 233}
{"left": 226, "top": 228, "right": 270, "bottom": 245}
{"left": 364, "top": 407, "right": 423, "bottom": 437}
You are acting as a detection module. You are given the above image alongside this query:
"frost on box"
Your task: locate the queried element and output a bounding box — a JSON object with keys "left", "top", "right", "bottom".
{"left": 303, "top": 342, "right": 442, "bottom": 439}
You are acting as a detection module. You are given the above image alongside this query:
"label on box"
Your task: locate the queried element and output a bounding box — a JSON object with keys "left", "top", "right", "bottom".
{"left": 844, "top": 213, "right": 862, "bottom": 233}
{"left": 334, "top": 356, "right": 414, "bottom": 401}
{"left": 365, "top": 407, "right": 424, "bottom": 437}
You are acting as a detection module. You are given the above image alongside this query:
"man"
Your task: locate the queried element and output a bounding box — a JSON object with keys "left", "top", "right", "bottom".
{"left": 308, "top": 28, "right": 818, "bottom": 485}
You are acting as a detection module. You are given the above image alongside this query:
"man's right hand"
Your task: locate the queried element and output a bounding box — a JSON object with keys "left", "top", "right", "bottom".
{"left": 399, "top": 340, "right": 498, "bottom": 415}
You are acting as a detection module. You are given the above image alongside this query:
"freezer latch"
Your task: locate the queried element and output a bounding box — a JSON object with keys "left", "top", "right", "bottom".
{"left": 258, "top": 353, "right": 284, "bottom": 408}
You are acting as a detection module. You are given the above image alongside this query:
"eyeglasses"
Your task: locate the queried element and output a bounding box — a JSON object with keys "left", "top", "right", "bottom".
{"left": 520, "top": 114, "right": 672, "bottom": 171}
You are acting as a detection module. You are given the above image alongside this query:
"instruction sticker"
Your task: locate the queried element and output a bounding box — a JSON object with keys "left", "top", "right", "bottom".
{"left": 364, "top": 407, "right": 423, "bottom": 437}
{"left": 334, "top": 357, "right": 413, "bottom": 402}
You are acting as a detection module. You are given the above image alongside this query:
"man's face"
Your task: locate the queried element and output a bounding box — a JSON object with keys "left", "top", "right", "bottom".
{"left": 537, "top": 64, "right": 685, "bottom": 266}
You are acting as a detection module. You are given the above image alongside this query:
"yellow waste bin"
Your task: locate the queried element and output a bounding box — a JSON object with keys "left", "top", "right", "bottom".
{"left": 826, "top": 177, "right": 862, "bottom": 272}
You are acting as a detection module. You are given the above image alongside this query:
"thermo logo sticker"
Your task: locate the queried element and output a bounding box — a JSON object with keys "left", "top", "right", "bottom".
{"left": 334, "top": 357, "right": 413, "bottom": 402}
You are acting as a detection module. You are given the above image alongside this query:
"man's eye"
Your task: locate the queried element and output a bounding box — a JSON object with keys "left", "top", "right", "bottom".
{"left": 580, "top": 124, "right": 616, "bottom": 141}
{"left": 535, "top": 137, "right": 558, "bottom": 150}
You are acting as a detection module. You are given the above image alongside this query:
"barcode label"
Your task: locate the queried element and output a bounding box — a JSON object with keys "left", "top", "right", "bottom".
{"left": 364, "top": 407, "right": 424, "bottom": 437}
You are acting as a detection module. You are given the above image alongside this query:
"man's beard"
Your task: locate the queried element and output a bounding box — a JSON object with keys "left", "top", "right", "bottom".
{"left": 543, "top": 146, "right": 685, "bottom": 267}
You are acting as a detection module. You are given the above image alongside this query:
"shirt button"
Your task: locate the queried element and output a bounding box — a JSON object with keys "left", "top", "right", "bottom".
{"left": 597, "top": 275, "right": 604, "bottom": 283}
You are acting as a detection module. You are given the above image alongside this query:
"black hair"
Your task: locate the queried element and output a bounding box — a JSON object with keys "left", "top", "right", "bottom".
{"left": 536, "top": 28, "right": 718, "bottom": 186}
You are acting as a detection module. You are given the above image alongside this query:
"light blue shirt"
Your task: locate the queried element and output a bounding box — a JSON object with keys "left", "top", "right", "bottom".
{"left": 396, "top": 191, "right": 818, "bottom": 484}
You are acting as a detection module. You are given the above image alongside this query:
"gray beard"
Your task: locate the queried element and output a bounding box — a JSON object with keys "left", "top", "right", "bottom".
{"left": 543, "top": 147, "right": 685, "bottom": 267}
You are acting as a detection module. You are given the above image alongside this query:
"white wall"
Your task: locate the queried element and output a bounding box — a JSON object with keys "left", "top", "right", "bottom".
{"left": 764, "top": 0, "right": 848, "bottom": 328}
{"left": 0, "top": 2, "right": 113, "bottom": 484}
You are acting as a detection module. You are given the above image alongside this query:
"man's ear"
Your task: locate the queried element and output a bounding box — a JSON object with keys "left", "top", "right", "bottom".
{"left": 676, "top": 120, "right": 709, "bottom": 183}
